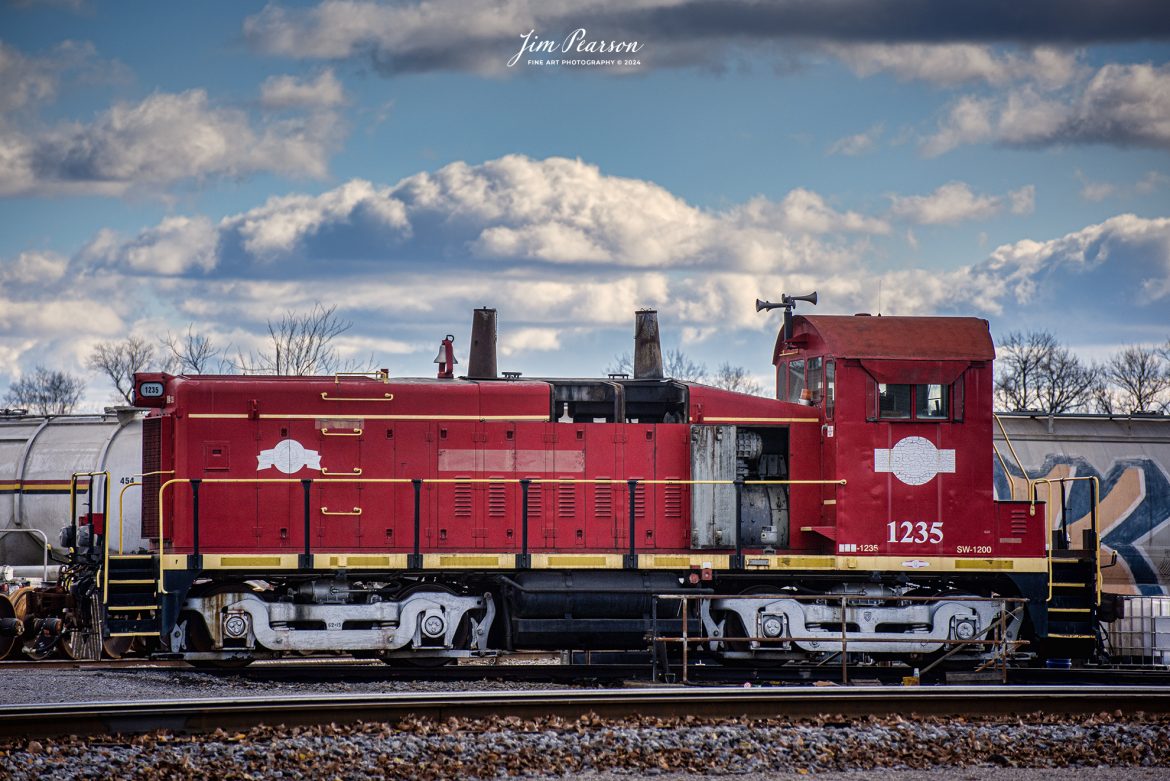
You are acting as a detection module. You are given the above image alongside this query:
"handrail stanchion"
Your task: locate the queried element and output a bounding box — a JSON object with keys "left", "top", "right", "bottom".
{"left": 840, "top": 594, "right": 849, "bottom": 685}
{"left": 681, "top": 594, "right": 689, "bottom": 684}
{"left": 409, "top": 479, "right": 423, "bottom": 569}
{"left": 190, "top": 479, "right": 201, "bottom": 561}
{"left": 301, "top": 479, "right": 313, "bottom": 568}
{"left": 518, "top": 479, "right": 531, "bottom": 570}
{"left": 733, "top": 477, "right": 745, "bottom": 570}
{"left": 624, "top": 479, "right": 638, "bottom": 570}
{"left": 69, "top": 474, "right": 78, "bottom": 565}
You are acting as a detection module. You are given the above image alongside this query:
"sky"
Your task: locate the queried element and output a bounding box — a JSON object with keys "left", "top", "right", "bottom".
{"left": 1, "top": 0, "right": 1169, "bottom": 409}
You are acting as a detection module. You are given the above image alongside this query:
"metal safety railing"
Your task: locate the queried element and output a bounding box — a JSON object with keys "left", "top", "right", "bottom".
{"left": 1030, "top": 476, "right": 1102, "bottom": 606}
{"left": 0, "top": 528, "right": 52, "bottom": 581}
{"left": 650, "top": 592, "right": 1028, "bottom": 685}
{"left": 151, "top": 476, "right": 847, "bottom": 593}
{"left": 105, "top": 470, "right": 174, "bottom": 603}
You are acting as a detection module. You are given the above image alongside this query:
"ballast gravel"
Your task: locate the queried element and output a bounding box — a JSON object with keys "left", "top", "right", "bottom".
{"left": 2, "top": 711, "right": 1169, "bottom": 780}
{"left": 0, "top": 665, "right": 566, "bottom": 705}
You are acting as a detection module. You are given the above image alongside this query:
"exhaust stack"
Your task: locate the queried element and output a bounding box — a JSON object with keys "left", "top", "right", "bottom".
{"left": 467, "top": 308, "right": 498, "bottom": 379}
{"left": 633, "top": 309, "right": 664, "bottom": 380}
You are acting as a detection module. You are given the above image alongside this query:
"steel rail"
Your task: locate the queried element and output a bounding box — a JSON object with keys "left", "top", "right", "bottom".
{"left": 5, "top": 686, "right": 1170, "bottom": 739}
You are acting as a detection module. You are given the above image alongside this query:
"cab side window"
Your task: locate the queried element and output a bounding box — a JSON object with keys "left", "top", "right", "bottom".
{"left": 867, "top": 378, "right": 956, "bottom": 421}
{"left": 878, "top": 383, "right": 912, "bottom": 419}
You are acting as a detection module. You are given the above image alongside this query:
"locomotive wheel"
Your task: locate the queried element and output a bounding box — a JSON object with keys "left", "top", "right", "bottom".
{"left": 182, "top": 583, "right": 256, "bottom": 668}
{"left": 0, "top": 593, "right": 23, "bottom": 659}
{"left": 380, "top": 584, "right": 466, "bottom": 667}
{"left": 60, "top": 613, "right": 103, "bottom": 661}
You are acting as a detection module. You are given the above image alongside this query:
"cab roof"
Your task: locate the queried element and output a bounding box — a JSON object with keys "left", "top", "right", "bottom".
{"left": 775, "top": 314, "right": 995, "bottom": 363}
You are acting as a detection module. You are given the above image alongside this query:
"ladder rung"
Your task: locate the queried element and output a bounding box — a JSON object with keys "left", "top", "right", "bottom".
{"left": 1051, "top": 582, "right": 1088, "bottom": 588}
{"left": 109, "top": 554, "right": 155, "bottom": 560}
{"left": 1047, "top": 633, "right": 1095, "bottom": 639}
{"left": 107, "top": 605, "right": 157, "bottom": 612}
{"left": 1049, "top": 608, "right": 1092, "bottom": 614}
{"left": 108, "top": 632, "right": 159, "bottom": 637}
{"left": 108, "top": 579, "right": 156, "bottom": 585}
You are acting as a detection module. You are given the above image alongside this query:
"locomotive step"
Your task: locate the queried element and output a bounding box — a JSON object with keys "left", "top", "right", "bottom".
{"left": 105, "top": 593, "right": 158, "bottom": 606}
{"left": 106, "top": 578, "right": 157, "bottom": 585}
{"left": 106, "top": 605, "right": 158, "bottom": 612}
{"left": 106, "top": 618, "right": 159, "bottom": 634}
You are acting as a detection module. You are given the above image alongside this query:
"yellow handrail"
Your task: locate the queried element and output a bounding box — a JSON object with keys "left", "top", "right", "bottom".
{"left": 992, "top": 444, "right": 1014, "bottom": 500}
{"left": 993, "top": 414, "right": 1031, "bottom": 500}
{"left": 1031, "top": 476, "right": 1102, "bottom": 606}
{"left": 321, "top": 507, "right": 362, "bottom": 516}
{"left": 70, "top": 472, "right": 110, "bottom": 600}
{"left": 320, "top": 392, "right": 393, "bottom": 402}
{"left": 333, "top": 370, "right": 389, "bottom": 384}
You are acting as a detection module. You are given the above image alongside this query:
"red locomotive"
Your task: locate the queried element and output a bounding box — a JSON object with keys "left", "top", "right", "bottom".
{"left": 87, "top": 295, "right": 1099, "bottom": 666}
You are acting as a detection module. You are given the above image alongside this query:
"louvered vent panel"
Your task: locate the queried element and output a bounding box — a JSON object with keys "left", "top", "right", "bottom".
{"left": 633, "top": 482, "right": 646, "bottom": 519}
{"left": 526, "top": 483, "right": 543, "bottom": 518}
{"left": 664, "top": 482, "right": 683, "bottom": 518}
{"left": 454, "top": 480, "right": 473, "bottom": 518}
{"left": 1010, "top": 508, "right": 1028, "bottom": 536}
{"left": 557, "top": 484, "right": 576, "bottom": 517}
{"left": 594, "top": 480, "right": 612, "bottom": 518}
{"left": 488, "top": 482, "right": 507, "bottom": 517}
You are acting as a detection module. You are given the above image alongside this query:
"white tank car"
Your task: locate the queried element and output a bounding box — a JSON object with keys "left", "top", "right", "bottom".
{"left": 0, "top": 411, "right": 145, "bottom": 579}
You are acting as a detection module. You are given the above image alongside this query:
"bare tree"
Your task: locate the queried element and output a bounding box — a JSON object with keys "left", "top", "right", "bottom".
{"left": 995, "top": 331, "right": 1055, "bottom": 412}
{"left": 663, "top": 348, "right": 708, "bottom": 382}
{"left": 4, "top": 366, "right": 85, "bottom": 415}
{"left": 1098, "top": 345, "right": 1170, "bottom": 414}
{"left": 994, "top": 330, "right": 1096, "bottom": 414}
{"left": 607, "top": 348, "right": 709, "bottom": 382}
{"left": 710, "top": 362, "right": 765, "bottom": 396}
{"left": 236, "top": 304, "right": 360, "bottom": 376}
{"left": 1036, "top": 344, "right": 1097, "bottom": 414}
{"left": 163, "top": 325, "right": 230, "bottom": 374}
{"left": 87, "top": 336, "right": 157, "bottom": 405}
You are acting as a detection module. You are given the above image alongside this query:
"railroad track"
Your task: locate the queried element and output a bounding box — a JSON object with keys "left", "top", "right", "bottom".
{"left": 6, "top": 685, "right": 1170, "bottom": 739}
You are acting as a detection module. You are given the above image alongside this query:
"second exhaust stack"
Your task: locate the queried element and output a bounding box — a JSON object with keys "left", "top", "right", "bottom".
{"left": 467, "top": 307, "right": 498, "bottom": 379}
{"left": 633, "top": 309, "right": 664, "bottom": 379}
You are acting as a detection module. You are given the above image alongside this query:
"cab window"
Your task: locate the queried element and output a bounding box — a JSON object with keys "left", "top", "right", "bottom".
{"left": 878, "top": 383, "right": 912, "bottom": 419}
{"left": 867, "top": 378, "right": 953, "bottom": 421}
{"left": 916, "top": 384, "right": 949, "bottom": 419}
{"left": 787, "top": 360, "right": 806, "bottom": 404}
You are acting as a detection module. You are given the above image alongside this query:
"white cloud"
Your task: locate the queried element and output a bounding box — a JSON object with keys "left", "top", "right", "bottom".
{"left": 6, "top": 155, "right": 1169, "bottom": 408}
{"left": 96, "top": 216, "right": 220, "bottom": 275}
{"left": 887, "top": 181, "right": 1032, "bottom": 225}
{"left": 826, "top": 123, "right": 883, "bottom": 156}
{"left": 733, "top": 189, "right": 890, "bottom": 235}
{"left": 1, "top": 250, "right": 69, "bottom": 285}
{"left": 830, "top": 44, "right": 1080, "bottom": 89}
{"left": 1078, "top": 169, "right": 1169, "bottom": 202}
{"left": 500, "top": 327, "right": 562, "bottom": 356}
{"left": 0, "top": 41, "right": 59, "bottom": 113}
{"left": 261, "top": 70, "right": 347, "bottom": 109}
{"left": 923, "top": 63, "right": 1170, "bottom": 155}
{"left": 0, "top": 88, "right": 341, "bottom": 197}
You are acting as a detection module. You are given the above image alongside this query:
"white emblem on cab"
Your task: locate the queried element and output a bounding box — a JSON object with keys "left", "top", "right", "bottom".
{"left": 874, "top": 436, "right": 955, "bottom": 486}
{"left": 257, "top": 439, "right": 322, "bottom": 474}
